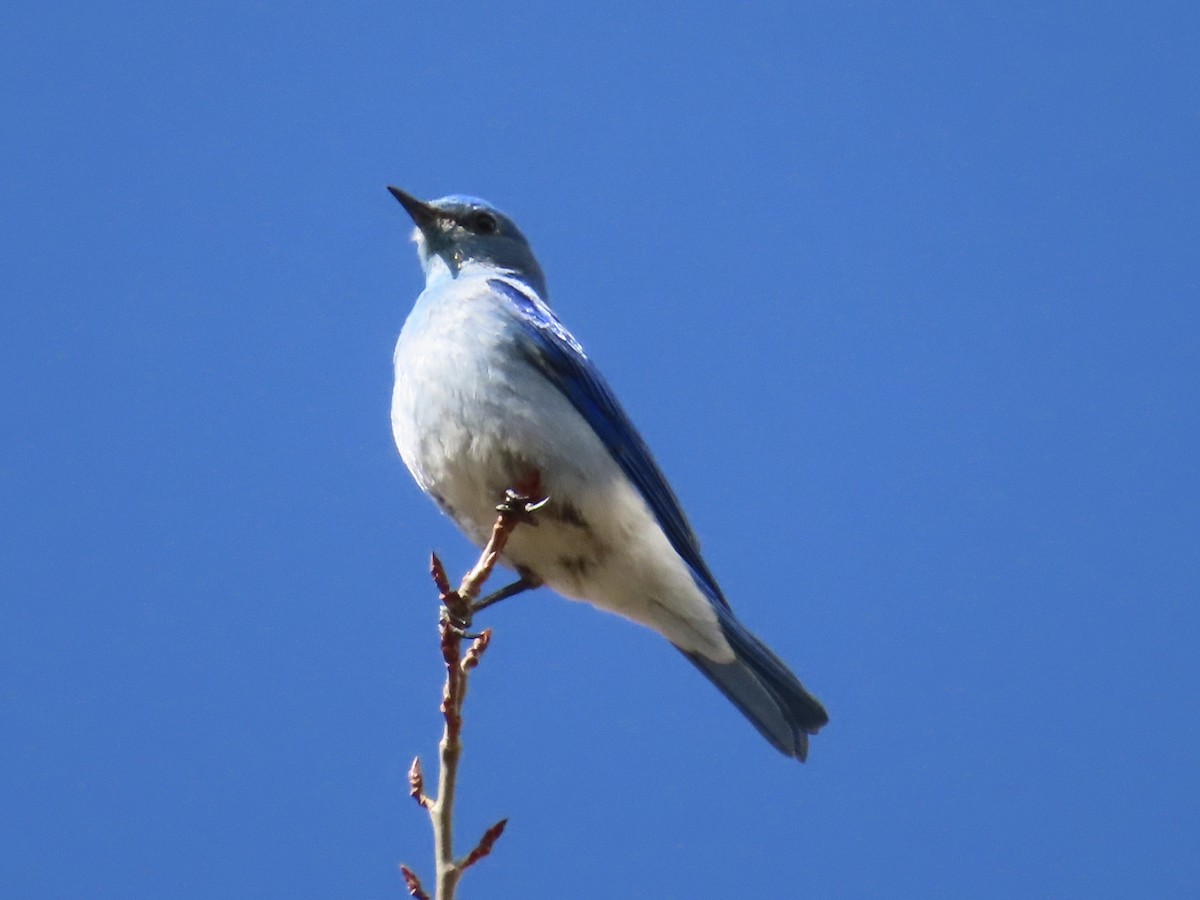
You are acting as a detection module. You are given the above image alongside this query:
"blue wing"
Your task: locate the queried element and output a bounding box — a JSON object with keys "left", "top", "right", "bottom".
{"left": 489, "top": 279, "right": 831, "bottom": 759}
{"left": 488, "top": 278, "right": 728, "bottom": 608}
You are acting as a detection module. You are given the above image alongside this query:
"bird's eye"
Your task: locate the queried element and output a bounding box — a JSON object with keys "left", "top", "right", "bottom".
{"left": 469, "top": 212, "right": 498, "bottom": 235}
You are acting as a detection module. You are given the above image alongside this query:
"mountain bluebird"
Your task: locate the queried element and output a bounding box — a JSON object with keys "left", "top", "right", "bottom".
{"left": 388, "top": 188, "right": 828, "bottom": 761}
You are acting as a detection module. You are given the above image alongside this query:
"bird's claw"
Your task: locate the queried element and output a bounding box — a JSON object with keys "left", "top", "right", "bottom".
{"left": 439, "top": 604, "right": 473, "bottom": 635}
{"left": 496, "top": 489, "right": 549, "bottom": 525}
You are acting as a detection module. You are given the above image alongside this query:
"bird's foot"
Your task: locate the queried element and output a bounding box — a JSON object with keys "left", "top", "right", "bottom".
{"left": 496, "top": 488, "right": 549, "bottom": 526}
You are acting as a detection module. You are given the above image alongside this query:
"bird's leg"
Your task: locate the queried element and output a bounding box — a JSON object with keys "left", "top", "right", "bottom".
{"left": 451, "top": 473, "right": 549, "bottom": 620}
{"left": 463, "top": 478, "right": 548, "bottom": 616}
{"left": 471, "top": 574, "right": 542, "bottom": 616}
{"left": 439, "top": 479, "right": 549, "bottom": 633}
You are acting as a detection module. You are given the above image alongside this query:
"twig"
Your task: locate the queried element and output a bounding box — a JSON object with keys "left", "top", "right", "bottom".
{"left": 401, "top": 487, "right": 544, "bottom": 899}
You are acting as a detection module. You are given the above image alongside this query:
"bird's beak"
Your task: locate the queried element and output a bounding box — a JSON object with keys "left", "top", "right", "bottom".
{"left": 387, "top": 186, "right": 439, "bottom": 231}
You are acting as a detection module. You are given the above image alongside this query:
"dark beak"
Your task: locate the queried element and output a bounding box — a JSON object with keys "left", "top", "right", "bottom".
{"left": 387, "top": 186, "right": 439, "bottom": 230}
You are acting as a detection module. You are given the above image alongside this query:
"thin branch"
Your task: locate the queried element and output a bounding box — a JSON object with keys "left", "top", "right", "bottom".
{"left": 401, "top": 486, "right": 545, "bottom": 899}
{"left": 432, "top": 612, "right": 467, "bottom": 899}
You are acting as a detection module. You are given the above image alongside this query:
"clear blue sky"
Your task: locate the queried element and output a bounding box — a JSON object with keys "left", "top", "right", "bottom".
{"left": 3, "top": 2, "right": 1198, "bottom": 897}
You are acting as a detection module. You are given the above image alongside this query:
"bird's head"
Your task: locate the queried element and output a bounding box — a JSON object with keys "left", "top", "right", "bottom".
{"left": 388, "top": 188, "right": 547, "bottom": 297}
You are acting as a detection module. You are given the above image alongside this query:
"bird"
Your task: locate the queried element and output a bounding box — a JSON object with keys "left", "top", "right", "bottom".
{"left": 387, "top": 187, "right": 828, "bottom": 761}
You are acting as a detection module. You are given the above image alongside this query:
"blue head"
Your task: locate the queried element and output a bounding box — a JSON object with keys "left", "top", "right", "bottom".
{"left": 388, "top": 188, "right": 548, "bottom": 298}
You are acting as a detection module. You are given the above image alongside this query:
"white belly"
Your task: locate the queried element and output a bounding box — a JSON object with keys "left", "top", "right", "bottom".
{"left": 390, "top": 285, "right": 730, "bottom": 659}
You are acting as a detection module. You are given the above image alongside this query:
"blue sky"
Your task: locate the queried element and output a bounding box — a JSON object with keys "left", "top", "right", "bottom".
{"left": 3, "top": 2, "right": 1198, "bottom": 897}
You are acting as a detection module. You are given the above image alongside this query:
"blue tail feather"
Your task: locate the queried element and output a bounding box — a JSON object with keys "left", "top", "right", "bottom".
{"left": 682, "top": 603, "right": 828, "bottom": 761}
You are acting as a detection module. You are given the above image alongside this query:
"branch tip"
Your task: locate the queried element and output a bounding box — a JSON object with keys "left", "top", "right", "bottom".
{"left": 461, "top": 628, "right": 493, "bottom": 672}
{"left": 408, "top": 757, "right": 431, "bottom": 809}
{"left": 399, "top": 864, "right": 431, "bottom": 900}
{"left": 461, "top": 817, "right": 509, "bottom": 870}
{"left": 430, "top": 552, "right": 452, "bottom": 597}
